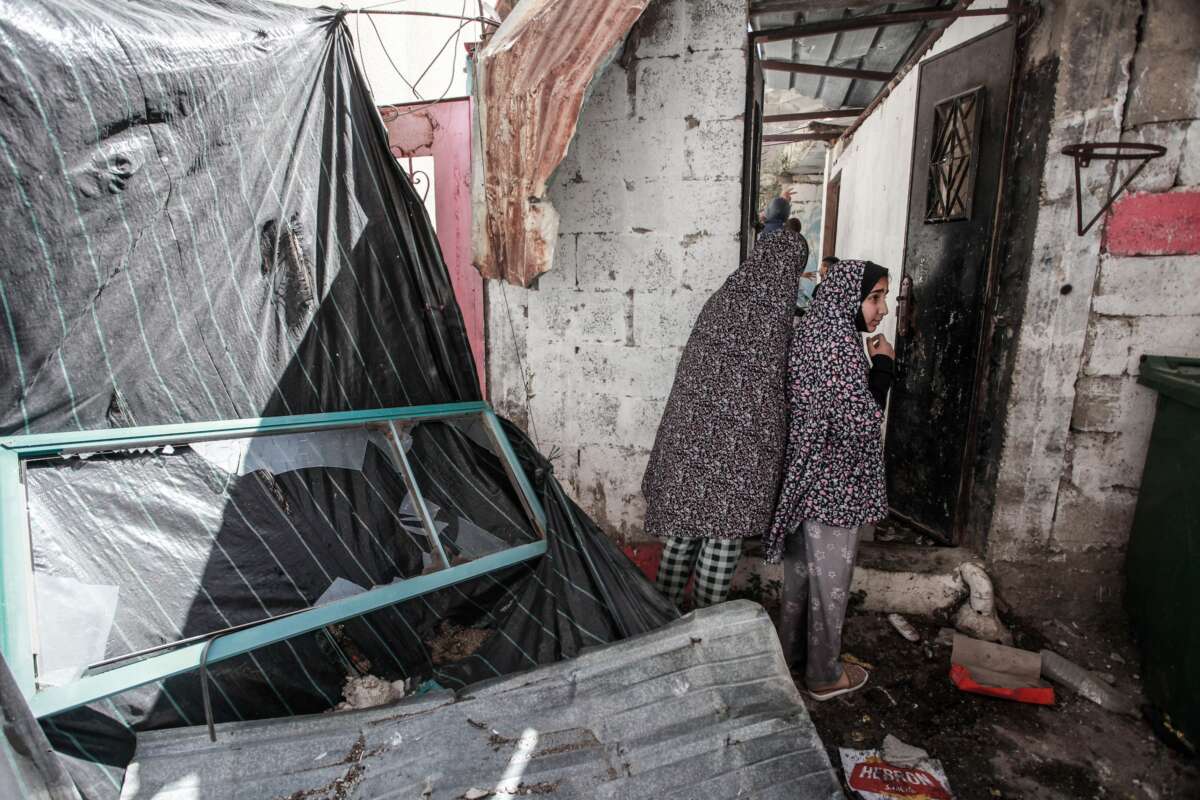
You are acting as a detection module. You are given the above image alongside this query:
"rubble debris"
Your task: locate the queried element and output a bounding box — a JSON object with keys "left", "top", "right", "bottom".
{"left": 462, "top": 789, "right": 492, "bottom": 799}
{"left": 1039, "top": 650, "right": 1139, "bottom": 716}
{"left": 840, "top": 745, "right": 954, "bottom": 799}
{"left": 332, "top": 674, "right": 408, "bottom": 711}
{"left": 880, "top": 734, "right": 930, "bottom": 768}
{"left": 887, "top": 613, "right": 921, "bottom": 642}
{"left": 949, "top": 634, "right": 1054, "bottom": 705}
{"left": 430, "top": 621, "right": 491, "bottom": 665}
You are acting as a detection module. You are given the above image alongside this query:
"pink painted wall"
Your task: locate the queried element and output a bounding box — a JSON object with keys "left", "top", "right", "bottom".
{"left": 382, "top": 98, "right": 486, "bottom": 395}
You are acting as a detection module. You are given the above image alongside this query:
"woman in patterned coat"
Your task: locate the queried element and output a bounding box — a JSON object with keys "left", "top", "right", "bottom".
{"left": 641, "top": 228, "right": 808, "bottom": 608}
{"left": 764, "top": 258, "right": 894, "bottom": 701}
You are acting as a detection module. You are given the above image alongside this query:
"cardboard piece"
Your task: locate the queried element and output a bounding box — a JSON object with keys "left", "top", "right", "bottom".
{"left": 950, "top": 633, "right": 1055, "bottom": 705}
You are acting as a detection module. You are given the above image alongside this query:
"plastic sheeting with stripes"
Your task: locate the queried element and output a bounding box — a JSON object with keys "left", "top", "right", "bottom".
{"left": 0, "top": 2, "right": 677, "bottom": 798}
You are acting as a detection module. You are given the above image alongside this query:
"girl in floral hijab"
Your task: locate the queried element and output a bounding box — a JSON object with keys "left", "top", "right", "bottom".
{"left": 765, "top": 258, "right": 894, "bottom": 700}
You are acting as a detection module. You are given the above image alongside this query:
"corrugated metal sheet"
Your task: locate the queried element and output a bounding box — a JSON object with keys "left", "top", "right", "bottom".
{"left": 119, "top": 602, "right": 844, "bottom": 799}
{"left": 473, "top": 0, "right": 650, "bottom": 288}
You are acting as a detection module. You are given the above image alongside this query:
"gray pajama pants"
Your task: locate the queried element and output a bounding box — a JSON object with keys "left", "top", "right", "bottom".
{"left": 778, "top": 519, "right": 860, "bottom": 687}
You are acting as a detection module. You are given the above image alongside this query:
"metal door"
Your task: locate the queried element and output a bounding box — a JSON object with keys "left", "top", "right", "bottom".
{"left": 885, "top": 24, "right": 1016, "bottom": 542}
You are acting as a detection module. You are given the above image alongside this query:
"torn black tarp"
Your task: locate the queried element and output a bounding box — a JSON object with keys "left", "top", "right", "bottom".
{"left": 0, "top": 1, "right": 676, "bottom": 797}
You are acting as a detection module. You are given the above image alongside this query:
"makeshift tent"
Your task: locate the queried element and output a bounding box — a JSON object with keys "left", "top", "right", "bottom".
{"left": 0, "top": 2, "right": 676, "bottom": 797}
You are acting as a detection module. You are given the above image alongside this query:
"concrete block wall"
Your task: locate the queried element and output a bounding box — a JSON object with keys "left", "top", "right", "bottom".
{"left": 485, "top": 0, "right": 748, "bottom": 541}
{"left": 988, "top": 0, "right": 1200, "bottom": 618}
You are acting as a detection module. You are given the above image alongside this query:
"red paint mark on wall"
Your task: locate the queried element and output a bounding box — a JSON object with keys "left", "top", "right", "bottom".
{"left": 621, "top": 542, "right": 663, "bottom": 584}
{"left": 383, "top": 98, "right": 486, "bottom": 395}
{"left": 1105, "top": 190, "right": 1200, "bottom": 256}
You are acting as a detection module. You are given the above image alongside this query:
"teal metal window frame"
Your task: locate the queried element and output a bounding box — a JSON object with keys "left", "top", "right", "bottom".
{"left": 0, "top": 401, "right": 548, "bottom": 719}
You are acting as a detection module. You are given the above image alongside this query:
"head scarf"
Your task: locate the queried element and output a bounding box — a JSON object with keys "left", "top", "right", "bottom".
{"left": 762, "top": 259, "right": 889, "bottom": 562}
{"left": 759, "top": 196, "right": 792, "bottom": 238}
{"left": 854, "top": 261, "right": 889, "bottom": 332}
{"left": 642, "top": 230, "right": 809, "bottom": 541}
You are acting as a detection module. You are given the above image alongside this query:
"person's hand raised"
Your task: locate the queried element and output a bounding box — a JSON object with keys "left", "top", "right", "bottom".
{"left": 868, "top": 333, "right": 894, "bottom": 359}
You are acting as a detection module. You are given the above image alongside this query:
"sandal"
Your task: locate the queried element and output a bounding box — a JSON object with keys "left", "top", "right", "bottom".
{"left": 802, "top": 663, "right": 869, "bottom": 702}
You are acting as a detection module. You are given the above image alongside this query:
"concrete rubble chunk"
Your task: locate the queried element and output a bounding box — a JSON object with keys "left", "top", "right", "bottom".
{"left": 1040, "top": 649, "right": 1140, "bottom": 716}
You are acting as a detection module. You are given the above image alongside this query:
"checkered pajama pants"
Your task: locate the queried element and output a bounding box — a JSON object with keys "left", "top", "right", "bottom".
{"left": 655, "top": 536, "right": 744, "bottom": 608}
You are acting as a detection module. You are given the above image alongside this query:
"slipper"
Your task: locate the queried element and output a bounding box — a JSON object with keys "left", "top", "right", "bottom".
{"left": 802, "top": 663, "right": 869, "bottom": 702}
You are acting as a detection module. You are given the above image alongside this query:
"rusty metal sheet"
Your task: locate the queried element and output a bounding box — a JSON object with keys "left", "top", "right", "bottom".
{"left": 473, "top": 0, "right": 650, "bottom": 287}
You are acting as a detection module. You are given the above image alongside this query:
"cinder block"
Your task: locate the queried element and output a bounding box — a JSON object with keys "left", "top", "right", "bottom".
{"left": 534, "top": 234, "right": 578, "bottom": 290}
{"left": 567, "top": 392, "right": 622, "bottom": 445}
{"left": 680, "top": 230, "right": 740, "bottom": 291}
{"left": 550, "top": 177, "right": 622, "bottom": 234}
{"left": 577, "top": 56, "right": 633, "bottom": 125}
{"left": 1124, "top": 0, "right": 1200, "bottom": 127}
{"left": 636, "top": 0, "right": 747, "bottom": 59}
{"left": 1178, "top": 120, "right": 1200, "bottom": 187}
{"left": 1124, "top": 122, "right": 1187, "bottom": 194}
{"left": 527, "top": 288, "right": 627, "bottom": 346}
{"left": 575, "top": 231, "right": 682, "bottom": 292}
{"left": 574, "top": 443, "right": 652, "bottom": 539}
{"left": 684, "top": 117, "right": 744, "bottom": 182}
{"left": 572, "top": 117, "right": 686, "bottom": 183}
{"left": 1049, "top": 482, "right": 1138, "bottom": 549}
{"left": 1093, "top": 254, "right": 1200, "bottom": 315}
{"left": 1066, "top": 424, "right": 1154, "bottom": 494}
{"left": 636, "top": 49, "right": 746, "bottom": 123}
{"left": 633, "top": 289, "right": 709, "bottom": 347}
{"left": 575, "top": 343, "right": 682, "bottom": 399}
{"left": 1070, "top": 375, "right": 1157, "bottom": 435}
{"left": 1081, "top": 315, "right": 1134, "bottom": 377}
{"left": 1126, "top": 315, "right": 1200, "bottom": 373}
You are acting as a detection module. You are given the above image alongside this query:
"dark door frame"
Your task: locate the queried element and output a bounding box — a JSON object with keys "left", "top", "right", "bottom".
{"left": 740, "top": 40, "right": 765, "bottom": 260}
{"left": 890, "top": 21, "right": 1022, "bottom": 548}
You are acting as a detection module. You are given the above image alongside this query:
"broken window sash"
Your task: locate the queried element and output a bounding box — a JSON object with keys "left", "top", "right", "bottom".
{"left": 0, "top": 402, "right": 547, "bottom": 719}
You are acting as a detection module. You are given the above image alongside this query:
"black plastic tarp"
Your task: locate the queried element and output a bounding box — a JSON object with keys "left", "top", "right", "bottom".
{"left": 0, "top": 2, "right": 676, "bottom": 797}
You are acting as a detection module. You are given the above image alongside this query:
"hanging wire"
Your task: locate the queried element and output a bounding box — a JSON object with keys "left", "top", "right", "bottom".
{"left": 500, "top": 282, "right": 541, "bottom": 451}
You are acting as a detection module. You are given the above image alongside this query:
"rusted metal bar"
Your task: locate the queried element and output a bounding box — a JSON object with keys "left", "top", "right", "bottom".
{"left": 763, "top": 133, "right": 839, "bottom": 142}
{"left": 753, "top": 7, "right": 1028, "bottom": 43}
{"left": 763, "top": 108, "right": 865, "bottom": 122}
{"left": 759, "top": 60, "right": 893, "bottom": 81}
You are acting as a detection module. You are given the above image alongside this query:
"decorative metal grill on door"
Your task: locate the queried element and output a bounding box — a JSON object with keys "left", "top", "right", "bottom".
{"left": 925, "top": 86, "right": 984, "bottom": 223}
{"left": 396, "top": 153, "right": 432, "bottom": 202}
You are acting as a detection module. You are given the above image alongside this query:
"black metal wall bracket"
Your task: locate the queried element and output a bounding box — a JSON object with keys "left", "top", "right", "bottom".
{"left": 1062, "top": 142, "right": 1167, "bottom": 235}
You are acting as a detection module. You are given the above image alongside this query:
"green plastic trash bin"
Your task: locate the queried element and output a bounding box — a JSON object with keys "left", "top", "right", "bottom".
{"left": 1126, "top": 355, "right": 1200, "bottom": 748}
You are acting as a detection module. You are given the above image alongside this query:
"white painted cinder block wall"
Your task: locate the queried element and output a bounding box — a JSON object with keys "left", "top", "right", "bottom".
{"left": 485, "top": 0, "right": 748, "bottom": 541}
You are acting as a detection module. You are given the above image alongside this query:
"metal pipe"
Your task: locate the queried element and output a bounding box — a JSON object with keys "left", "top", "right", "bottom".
{"left": 763, "top": 133, "right": 840, "bottom": 142}
{"left": 360, "top": 9, "right": 500, "bottom": 27}
{"left": 763, "top": 108, "right": 864, "bottom": 122}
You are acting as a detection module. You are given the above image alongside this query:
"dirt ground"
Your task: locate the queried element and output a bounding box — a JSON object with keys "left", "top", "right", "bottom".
{"left": 789, "top": 608, "right": 1200, "bottom": 799}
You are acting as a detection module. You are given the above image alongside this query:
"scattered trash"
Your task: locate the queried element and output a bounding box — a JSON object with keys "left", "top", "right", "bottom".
{"left": 429, "top": 620, "right": 491, "bottom": 665}
{"left": 332, "top": 674, "right": 408, "bottom": 711}
{"left": 840, "top": 744, "right": 954, "bottom": 799}
{"left": 949, "top": 633, "right": 1054, "bottom": 705}
{"left": 887, "top": 613, "right": 921, "bottom": 643}
{"left": 936, "top": 627, "right": 956, "bottom": 646}
{"left": 880, "top": 734, "right": 929, "bottom": 767}
{"left": 843, "top": 653, "right": 875, "bottom": 671}
{"left": 1040, "top": 650, "right": 1138, "bottom": 716}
